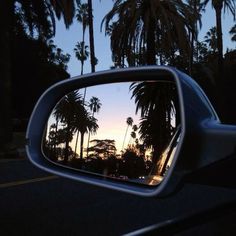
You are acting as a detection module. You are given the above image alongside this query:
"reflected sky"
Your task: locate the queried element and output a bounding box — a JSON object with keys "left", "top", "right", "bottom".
{"left": 85, "top": 82, "right": 140, "bottom": 152}
{"left": 47, "top": 82, "right": 141, "bottom": 155}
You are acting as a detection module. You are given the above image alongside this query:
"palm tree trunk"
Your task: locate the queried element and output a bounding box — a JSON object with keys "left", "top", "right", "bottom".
{"left": 87, "top": 0, "right": 96, "bottom": 72}
{"left": 86, "top": 110, "right": 94, "bottom": 157}
{"left": 64, "top": 123, "right": 71, "bottom": 163}
{"left": 215, "top": 6, "right": 224, "bottom": 82}
{"left": 122, "top": 125, "right": 129, "bottom": 151}
{"left": 81, "top": 26, "right": 85, "bottom": 76}
{"left": 81, "top": 60, "right": 84, "bottom": 75}
{"left": 80, "top": 132, "right": 85, "bottom": 159}
{"left": 64, "top": 138, "right": 70, "bottom": 164}
{"left": 214, "top": 4, "right": 225, "bottom": 120}
{"left": 0, "top": 1, "right": 14, "bottom": 154}
{"left": 74, "top": 131, "right": 79, "bottom": 157}
{"left": 86, "top": 131, "right": 91, "bottom": 157}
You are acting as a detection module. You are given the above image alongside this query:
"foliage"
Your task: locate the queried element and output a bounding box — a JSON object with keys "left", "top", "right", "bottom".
{"left": 87, "top": 139, "right": 117, "bottom": 158}
{"left": 52, "top": 91, "right": 99, "bottom": 161}
{"left": 229, "top": 24, "right": 236, "bottom": 42}
{"left": 102, "top": 0, "right": 199, "bottom": 68}
{"left": 12, "top": 33, "right": 70, "bottom": 120}
{"left": 130, "top": 81, "right": 180, "bottom": 163}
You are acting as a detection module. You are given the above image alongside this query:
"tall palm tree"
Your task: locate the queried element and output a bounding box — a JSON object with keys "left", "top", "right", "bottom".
{"left": 128, "top": 124, "right": 138, "bottom": 144}
{"left": 76, "top": 2, "right": 89, "bottom": 76}
{"left": 76, "top": 3, "right": 89, "bottom": 44}
{"left": 88, "top": 96, "right": 102, "bottom": 116}
{"left": 53, "top": 91, "right": 84, "bottom": 163}
{"left": 122, "top": 117, "right": 133, "bottom": 151}
{"left": 78, "top": 113, "right": 98, "bottom": 159}
{"left": 202, "top": 0, "right": 236, "bottom": 80}
{"left": 102, "top": 0, "right": 195, "bottom": 67}
{"left": 87, "top": 0, "right": 96, "bottom": 72}
{"left": 86, "top": 96, "right": 102, "bottom": 156}
{"left": 186, "top": 0, "right": 204, "bottom": 74}
{"left": 74, "top": 41, "right": 89, "bottom": 75}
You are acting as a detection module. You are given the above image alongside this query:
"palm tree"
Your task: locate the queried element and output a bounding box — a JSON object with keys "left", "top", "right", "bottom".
{"left": 229, "top": 24, "right": 236, "bottom": 42}
{"left": 75, "top": 2, "right": 90, "bottom": 76}
{"left": 78, "top": 113, "right": 99, "bottom": 159}
{"left": 128, "top": 124, "right": 138, "bottom": 144}
{"left": 87, "top": 0, "right": 96, "bottom": 72}
{"left": 53, "top": 91, "right": 84, "bottom": 163}
{"left": 74, "top": 41, "right": 89, "bottom": 75}
{"left": 88, "top": 96, "right": 102, "bottom": 116}
{"left": 202, "top": 0, "right": 236, "bottom": 80}
{"left": 16, "top": 0, "right": 78, "bottom": 37}
{"left": 204, "top": 27, "right": 218, "bottom": 53}
{"left": 76, "top": 3, "right": 89, "bottom": 44}
{"left": 122, "top": 117, "right": 133, "bottom": 151}
{"left": 86, "top": 97, "right": 102, "bottom": 156}
{"left": 186, "top": 0, "right": 204, "bottom": 74}
{"left": 130, "top": 81, "right": 179, "bottom": 164}
{"left": 49, "top": 0, "right": 78, "bottom": 30}
{"left": 102, "top": 0, "right": 195, "bottom": 67}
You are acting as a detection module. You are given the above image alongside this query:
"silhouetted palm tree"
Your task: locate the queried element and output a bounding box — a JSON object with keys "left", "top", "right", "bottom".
{"left": 76, "top": 3, "right": 89, "bottom": 44}
{"left": 130, "top": 82, "right": 179, "bottom": 164}
{"left": 75, "top": 2, "right": 89, "bottom": 76}
{"left": 102, "top": 0, "right": 195, "bottom": 66}
{"left": 87, "top": 0, "right": 96, "bottom": 72}
{"left": 74, "top": 41, "right": 89, "bottom": 75}
{"left": 49, "top": 0, "right": 78, "bottom": 29}
{"left": 204, "top": 27, "right": 218, "bottom": 53}
{"left": 122, "top": 117, "right": 133, "bottom": 151}
{"left": 86, "top": 96, "right": 102, "bottom": 156}
{"left": 186, "top": 0, "right": 204, "bottom": 74}
{"left": 53, "top": 91, "right": 84, "bottom": 162}
{"left": 53, "top": 90, "right": 99, "bottom": 160}
{"left": 17, "top": 0, "right": 78, "bottom": 37}
{"left": 78, "top": 113, "right": 99, "bottom": 159}
{"left": 128, "top": 124, "right": 138, "bottom": 144}
{"left": 202, "top": 0, "right": 236, "bottom": 79}
{"left": 229, "top": 24, "right": 236, "bottom": 42}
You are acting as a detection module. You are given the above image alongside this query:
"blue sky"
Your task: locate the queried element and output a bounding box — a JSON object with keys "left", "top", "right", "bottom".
{"left": 53, "top": 2, "right": 235, "bottom": 77}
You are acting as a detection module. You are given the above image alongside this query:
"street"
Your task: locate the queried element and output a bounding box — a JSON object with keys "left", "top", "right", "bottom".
{"left": 1, "top": 159, "right": 236, "bottom": 235}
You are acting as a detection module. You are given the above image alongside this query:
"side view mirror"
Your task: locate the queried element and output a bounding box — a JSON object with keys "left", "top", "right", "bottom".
{"left": 26, "top": 66, "right": 236, "bottom": 197}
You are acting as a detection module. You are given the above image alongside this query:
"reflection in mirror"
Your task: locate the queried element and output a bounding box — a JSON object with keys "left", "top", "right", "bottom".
{"left": 42, "top": 80, "right": 181, "bottom": 186}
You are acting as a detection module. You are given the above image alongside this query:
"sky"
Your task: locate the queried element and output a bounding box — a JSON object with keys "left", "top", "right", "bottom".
{"left": 47, "top": 82, "right": 141, "bottom": 154}
{"left": 79, "top": 82, "right": 140, "bottom": 153}
{"left": 53, "top": 2, "right": 236, "bottom": 77}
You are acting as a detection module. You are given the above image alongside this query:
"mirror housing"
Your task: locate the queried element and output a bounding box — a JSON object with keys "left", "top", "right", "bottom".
{"left": 26, "top": 66, "right": 236, "bottom": 197}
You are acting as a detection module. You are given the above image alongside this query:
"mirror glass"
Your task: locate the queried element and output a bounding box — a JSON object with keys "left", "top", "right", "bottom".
{"left": 42, "top": 80, "right": 181, "bottom": 186}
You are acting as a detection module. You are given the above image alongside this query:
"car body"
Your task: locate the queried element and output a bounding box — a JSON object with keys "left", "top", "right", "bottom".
{"left": 26, "top": 66, "right": 236, "bottom": 234}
